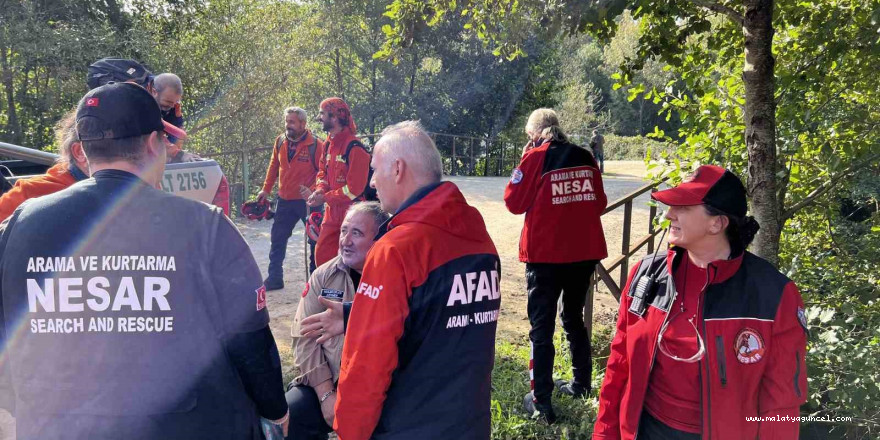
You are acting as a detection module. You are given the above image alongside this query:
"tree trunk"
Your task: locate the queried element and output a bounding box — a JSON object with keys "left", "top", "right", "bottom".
{"left": 0, "top": 42, "right": 22, "bottom": 145}
{"left": 742, "top": 0, "right": 780, "bottom": 266}
{"left": 370, "top": 60, "right": 377, "bottom": 134}
{"left": 334, "top": 48, "right": 345, "bottom": 100}
{"left": 638, "top": 99, "right": 645, "bottom": 135}
{"left": 409, "top": 48, "right": 418, "bottom": 95}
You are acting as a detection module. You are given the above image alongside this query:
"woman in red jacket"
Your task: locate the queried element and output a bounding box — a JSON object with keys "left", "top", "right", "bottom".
{"left": 593, "top": 165, "right": 808, "bottom": 440}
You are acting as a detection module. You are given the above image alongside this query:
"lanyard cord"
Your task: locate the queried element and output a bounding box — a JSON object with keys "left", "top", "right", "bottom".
{"left": 658, "top": 256, "right": 706, "bottom": 363}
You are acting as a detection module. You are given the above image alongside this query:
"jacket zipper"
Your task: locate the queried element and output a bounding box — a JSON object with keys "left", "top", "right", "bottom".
{"left": 700, "top": 265, "right": 712, "bottom": 440}
{"left": 632, "top": 254, "right": 678, "bottom": 440}
{"left": 715, "top": 336, "right": 727, "bottom": 387}
{"left": 794, "top": 351, "right": 802, "bottom": 398}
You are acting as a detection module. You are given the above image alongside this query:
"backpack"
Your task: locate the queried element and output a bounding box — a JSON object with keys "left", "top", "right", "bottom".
{"left": 342, "top": 140, "right": 378, "bottom": 202}
{"left": 275, "top": 135, "right": 318, "bottom": 171}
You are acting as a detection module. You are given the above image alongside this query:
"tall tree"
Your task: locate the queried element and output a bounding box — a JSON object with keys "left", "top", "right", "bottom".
{"left": 377, "top": 0, "right": 880, "bottom": 266}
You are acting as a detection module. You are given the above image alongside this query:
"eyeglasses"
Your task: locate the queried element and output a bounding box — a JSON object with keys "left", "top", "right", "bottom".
{"left": 657, "top": 314, "right": 706, "bottom": 363}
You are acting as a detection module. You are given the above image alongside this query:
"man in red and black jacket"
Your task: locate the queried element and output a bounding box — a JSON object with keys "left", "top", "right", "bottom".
{"left": 504, "top": 109, "right": 607, "bottom": 423}
{"left": 333, "top": 121, "right": 501, "bottom": 440}
{"left": 307, "top": 98, "right": 371, "bottom": 267}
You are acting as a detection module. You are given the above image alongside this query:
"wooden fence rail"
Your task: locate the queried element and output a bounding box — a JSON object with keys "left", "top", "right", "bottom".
{"left": 583, "top": 178, "right": 667, "bottom": 342}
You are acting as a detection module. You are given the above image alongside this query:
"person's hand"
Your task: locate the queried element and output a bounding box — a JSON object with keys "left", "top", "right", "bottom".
{"left": 300, "top": 297, "right": 344, "bottom": 343}
{"left": 307, "top": 189, "right": 325, "bottom": 207}
{"left": 178, "top": 151, "right": 202, "bottom": 162}
{"left": 320, "top": 391, "right": 336, "bottom": 427}
{"left": 257, "top": 190, "right": 269, "bottom": 202}
{"left": 299, "top": 185, "right": 313, "bottom": 200}
{"left": 522, "top": 140, "right": 535, "bottom": 158}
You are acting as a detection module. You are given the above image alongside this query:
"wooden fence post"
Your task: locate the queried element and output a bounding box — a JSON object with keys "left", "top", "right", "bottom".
{"left": 620, "top": 201, "right": 632, "bottom": 291}
{"left": 452, "top": 136, "right": 457, "bottom": 176}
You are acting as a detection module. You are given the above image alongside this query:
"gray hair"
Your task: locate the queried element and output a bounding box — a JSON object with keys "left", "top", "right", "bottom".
{"left": 284, "top": 106, "right": 308, "bottom": 122}
{"left": 526, "top": 108, "right": 569, "bottom": 144}
{"left": 153, "top": 73, "right": 183, "bottom": 95}
{"left": 376, "top": 120, "right": 443, "bottom": 184}
{"left": 344, "top": 201, "right": 391, "bottom": 231}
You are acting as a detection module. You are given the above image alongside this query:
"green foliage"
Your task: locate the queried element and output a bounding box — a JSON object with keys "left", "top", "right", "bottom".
{"left": 600, "top": 134, "right": 670, "bottom": 161}
{"left": 780, "top": 170, "right": 880, "bottom": 438}
{"left": 489, "top": 325, "right": 613, "bottom": 439}
{"left": 0, "top": 0, "right": 136, "bottom": 149}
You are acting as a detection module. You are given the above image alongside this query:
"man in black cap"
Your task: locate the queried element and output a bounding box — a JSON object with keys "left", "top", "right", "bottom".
{"left": 0, "top": 82, "right": 289, "bottom": 438}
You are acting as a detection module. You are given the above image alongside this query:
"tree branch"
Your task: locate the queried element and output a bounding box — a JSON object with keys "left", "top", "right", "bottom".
{"left": 686, "top": 0, "right": 745, "bottom": 26}
{"left": 783, "top": 152, "right": 880, "bottom": 220}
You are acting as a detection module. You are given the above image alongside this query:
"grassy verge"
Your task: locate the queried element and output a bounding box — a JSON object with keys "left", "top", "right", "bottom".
{"left": 490, "top": 325, "right": 614, "bottom": 440}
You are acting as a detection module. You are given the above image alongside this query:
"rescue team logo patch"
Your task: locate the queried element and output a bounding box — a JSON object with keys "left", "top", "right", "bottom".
{"left": 301, "top": 282, "right": 310, "bottom": 298}
{"left": 735, "top": 328, "right": 765, "bottom": 364}
{"left": 797, "top": 306, "right": 810, "bottom": 336}
{"left": 256, "top": 285, "right": 267, "bottom": 311}
{"left": 510, "top": 168, "right": 523, "bottom": 184}
{"left": 86, "top": 98, "right": 99, "bottom": 107}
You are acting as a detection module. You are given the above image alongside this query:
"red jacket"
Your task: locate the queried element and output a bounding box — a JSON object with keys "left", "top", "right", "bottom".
{"left": 0, "top": 164, "right": 79, "bottom": 222}
{"left": 316, "top": 128, "right": 370, "bottom": 226}
{"left": 335, "top": 182, "right": 500, "bottom": 440}
{"left": 594, "top": 248, "right": 808, "bottom": 440}
{"left": 261, "top": 130, "right": 322, "bottom": 200}
{"left": 504, "top": 139, "right": 608, "bottom": 263}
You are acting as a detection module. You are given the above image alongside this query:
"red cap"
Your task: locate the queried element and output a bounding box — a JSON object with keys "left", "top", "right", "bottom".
{"left": 162, "top": 120, "right": 187, "bottom": 142}
{"left": 652, "top": 165, "right": 747, "bottom": 217}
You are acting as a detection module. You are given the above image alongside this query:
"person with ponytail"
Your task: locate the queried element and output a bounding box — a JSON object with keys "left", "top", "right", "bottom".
{"left": 505, "top": 108, "right": 607, "bottom": 423}
{"left": 593, "top": 165, "right": 809, "bottom": 440}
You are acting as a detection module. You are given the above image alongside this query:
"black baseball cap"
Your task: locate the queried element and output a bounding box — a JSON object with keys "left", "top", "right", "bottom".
{"left": 651, "top": 165, "right": 748, "bottom": 218}
{"left": 87, "top": 58, "right": 153, "bottom": 90}
{"left": 76, "top": 82, "right": 165, "bottom": 141}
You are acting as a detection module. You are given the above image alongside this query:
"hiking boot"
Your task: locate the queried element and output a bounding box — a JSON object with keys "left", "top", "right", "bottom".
{"left": 523, "top": 391, "right": 557, "bottom": 424}
{"left": 555, "top": 379, "right": 589, "bottom": 398}
{"left": 264, "top": 278, "right": 284, "bottom": 291}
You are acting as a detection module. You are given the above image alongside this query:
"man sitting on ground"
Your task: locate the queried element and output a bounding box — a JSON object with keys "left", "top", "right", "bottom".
{"left": 287, "top": 201, "right": 390, "bottom": 440}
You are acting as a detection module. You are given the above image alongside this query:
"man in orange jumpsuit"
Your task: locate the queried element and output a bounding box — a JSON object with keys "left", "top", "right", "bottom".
{"left": 306, "top": 98, "right": 370, "bottom": 267}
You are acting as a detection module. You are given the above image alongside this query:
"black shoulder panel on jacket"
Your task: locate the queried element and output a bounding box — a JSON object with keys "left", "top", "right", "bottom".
{"left": 704, "top": 252, "right": 791, "bottom": 321}
{"left": 541, "top": 141, "right": 598, "bottom": 175}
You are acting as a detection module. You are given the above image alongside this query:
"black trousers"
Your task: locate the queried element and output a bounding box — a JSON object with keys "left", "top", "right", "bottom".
{"left": 268, "top": 198, "right": 308, "bottom": 281}
{"left": 526, "top": 260, "right": 597, "bottom": 403}
{"left": 637, "top": 411, "right": 701, "bottom": 440}
{"left": 285, "top": 385, "right": 332, "bottom": 440}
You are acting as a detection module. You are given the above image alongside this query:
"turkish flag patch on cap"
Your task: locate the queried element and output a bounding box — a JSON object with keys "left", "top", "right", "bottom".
{"left": 256, "top": 285, "right": 267, "bottom": 311}
{"left": 86, "top": 98, "right": 99, "bottom": 107}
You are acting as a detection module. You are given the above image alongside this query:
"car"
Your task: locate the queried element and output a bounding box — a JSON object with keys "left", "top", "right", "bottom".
{"left": 0, "top": 142, "right": 230, "bottom": 216}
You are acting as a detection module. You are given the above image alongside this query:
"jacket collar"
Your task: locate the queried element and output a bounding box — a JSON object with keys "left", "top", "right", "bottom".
{"left": 376, "top": 181, "right": 443, "bottom": 240}
{"left": 332, "top": 255, "right": 352, "bottom": 274}
{"left": 92, "top": 169, "right": 152, "bottom": 187}
{"left": 68, "top": 165, "right": 88, "bottom": 181}
{"left": 667, "top": 246, "right": 743, "bottom": 285}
